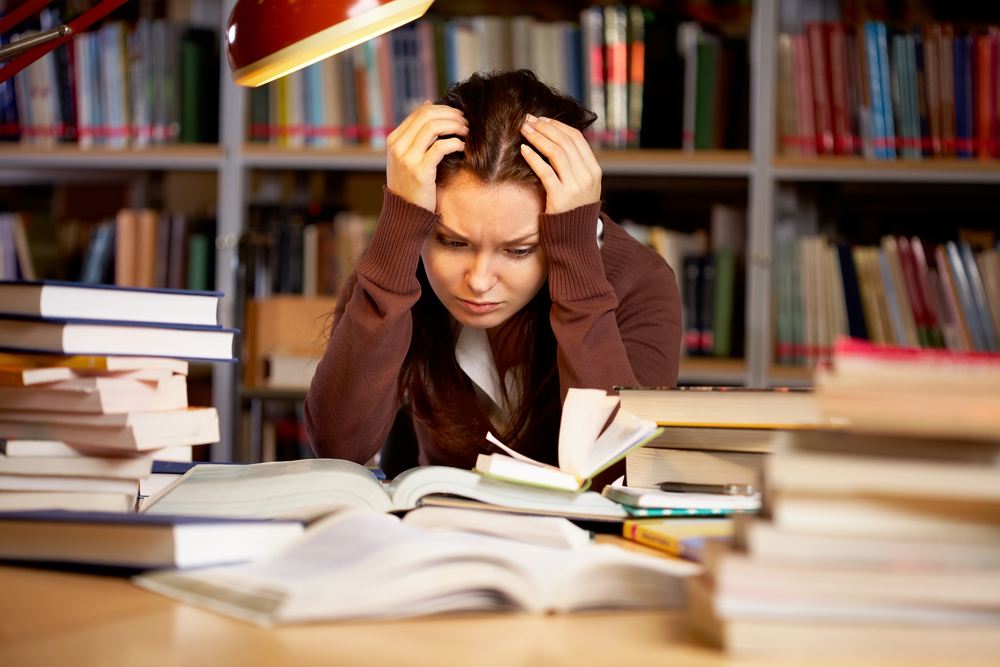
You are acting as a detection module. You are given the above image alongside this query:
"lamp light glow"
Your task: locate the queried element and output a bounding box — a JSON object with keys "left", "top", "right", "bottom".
{"left": 225, "top": 0, "right": 434, "bottom": 88}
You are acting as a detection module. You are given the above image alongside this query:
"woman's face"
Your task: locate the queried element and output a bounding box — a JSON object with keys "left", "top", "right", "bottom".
{"left": 422, "top": 172, "right": 548, "bottom": 331}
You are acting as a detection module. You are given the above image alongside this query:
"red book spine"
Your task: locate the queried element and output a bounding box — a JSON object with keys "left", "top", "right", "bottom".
{"left": 827, "top": 23, "right": 852, "bottom": 154}
{"left": 910, "top": 237, "right": 942, "bottom": 346}
{"left": 793, "top": 34, "right": 817, "bottom": 157}
{"left": 938, "top": 23, "right": 957, "bottom": 156}
{"left": 806, "top": 22, "right": 834, "bottom": 154}
{"left": 895, "top": 237, "right": 929, "bottom": 340}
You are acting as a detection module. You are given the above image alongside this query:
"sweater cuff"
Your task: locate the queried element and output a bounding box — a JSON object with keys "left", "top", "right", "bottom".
{"left": 540, "top": 201, "right": 611, "bottom": 301}
{"left": 356, "top": 187, "right": 440, "bottom": 294}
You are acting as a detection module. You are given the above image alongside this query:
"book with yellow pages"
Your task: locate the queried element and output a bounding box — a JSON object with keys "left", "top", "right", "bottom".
{"left": 623, "top": 517, "right": 734, "bottom": 561}
{"left": 615, "top": 386, "right": 839, "bottom": 429}
{"left": 475, "top": 388, "right": 662, "bottom": 492}
{"left": 0, "top": 352, "right": 189, "bottom": 375}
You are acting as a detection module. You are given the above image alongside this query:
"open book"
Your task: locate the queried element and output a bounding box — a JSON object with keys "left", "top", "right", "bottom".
{"left": 475, "top": 388, "right": 663, "bottom": 492}
{"left": 140, "top": 458, "right": 628, "bottom": 521}
{"left": 134, "top": 509, "right": 700, "bottom": 625}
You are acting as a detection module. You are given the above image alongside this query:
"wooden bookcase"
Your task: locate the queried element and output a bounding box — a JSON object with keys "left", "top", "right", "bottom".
{"left": 4, "top": 0, "right": 999, "bottom": 460}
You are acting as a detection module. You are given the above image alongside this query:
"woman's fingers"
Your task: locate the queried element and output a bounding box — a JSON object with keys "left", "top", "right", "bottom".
{"left": 520, "top": 143, "right": 559, "bottom": 191}
{"left": 387, "top": 100, "right": 432, "bottom": 146}
{"left": 388, "top": 103, "right": 465, "bottom": 158}
{"left": 521, "top": 115, "right": 602, "bottom": 213}
{"left": 386, "top": 103, "right": 468, "bottom": 211}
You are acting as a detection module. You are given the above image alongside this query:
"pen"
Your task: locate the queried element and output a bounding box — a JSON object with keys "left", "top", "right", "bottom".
{"left": 656, "top": 482, "right": 756, "bottom": 496}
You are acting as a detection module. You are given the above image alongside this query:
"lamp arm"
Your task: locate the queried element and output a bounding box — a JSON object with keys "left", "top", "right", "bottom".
{"left": 0, "top": 0, "right": 132, "bottom": 85}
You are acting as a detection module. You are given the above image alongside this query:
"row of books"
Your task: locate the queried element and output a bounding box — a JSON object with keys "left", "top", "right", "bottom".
{"left": 248, "top": 8, "right": 748, "bottom": 152}
{"left": 693, "top": 337, "right": 1000, "bottom": 656}
{"left": 242, "top": 206, "right": 374, "bottom": 299}
{"left": 774, "top": 230, "right": 1000, "bottom": 366}
{"left": 1, "top": 15, "right": 218, "bottom": 147}
{"left": 628, "top": 203, "right": 747, "bottom": 358}
{"left": 778, "top": 19, "right": 1000, "bottom": 160}
{"left": 0, "top": 208, "right": 216, "bottom": 291}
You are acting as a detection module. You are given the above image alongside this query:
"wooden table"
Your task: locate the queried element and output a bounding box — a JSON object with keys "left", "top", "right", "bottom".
{"left": 2, "top": 562, "right": 998, "bottom": 667}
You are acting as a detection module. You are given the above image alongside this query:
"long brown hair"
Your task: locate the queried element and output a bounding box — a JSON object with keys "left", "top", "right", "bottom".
{"left": 399, "top": 70, "right": 597, "bottom": 457}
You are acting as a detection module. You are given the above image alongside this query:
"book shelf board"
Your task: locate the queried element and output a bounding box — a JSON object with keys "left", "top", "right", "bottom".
{"left": 773, "top": 156, "right": 1000, "bottom": 183}
{"left": 0, "top": 144, "right": 224, "bottom": 171}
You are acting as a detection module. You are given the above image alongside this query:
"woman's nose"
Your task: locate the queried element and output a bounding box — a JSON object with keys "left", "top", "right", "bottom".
{"left": 465, "top": 253, "right": 498, "bottom": 294}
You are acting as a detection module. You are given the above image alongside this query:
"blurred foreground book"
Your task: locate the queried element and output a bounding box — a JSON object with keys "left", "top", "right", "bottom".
{"left": 688, "top": 337, "right": 1000, "bottom": 657}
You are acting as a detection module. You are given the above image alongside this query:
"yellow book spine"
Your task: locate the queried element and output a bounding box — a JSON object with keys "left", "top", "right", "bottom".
{"left": 623, "top": 520, "right": 684, "bottom": 557}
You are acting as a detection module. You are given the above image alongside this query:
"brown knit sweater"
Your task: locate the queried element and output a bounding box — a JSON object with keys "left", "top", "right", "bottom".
{"left": 305, "top": 188, "right": 682, "bottom": 487}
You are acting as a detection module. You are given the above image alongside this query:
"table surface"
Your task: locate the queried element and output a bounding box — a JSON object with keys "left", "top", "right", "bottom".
{"left": 1, "top": 542, "right": 996, "bottom": 667}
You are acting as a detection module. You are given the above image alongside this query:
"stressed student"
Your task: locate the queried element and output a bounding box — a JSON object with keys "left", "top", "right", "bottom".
{"left": 306, "top": 70, "right": 682, "bottom": 488}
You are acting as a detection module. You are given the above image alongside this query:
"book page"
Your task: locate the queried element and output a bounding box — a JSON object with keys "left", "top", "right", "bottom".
{"left": 135, "top": 510, "right": 700, "bottom": 624}
{"left": 140, "top": 459, "right": 392, "bottom": 518}
{"left": 558, "top": 389, "right": 621, "bottom": 477}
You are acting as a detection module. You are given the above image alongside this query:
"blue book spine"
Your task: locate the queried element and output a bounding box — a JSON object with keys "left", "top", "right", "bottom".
{"left": 876, "top": 22, "right": 896, "bottom": 159}
{"left": 960, "top": 241, "right": 1000, "bottom": 352}
{"left": 304, "top": 62, "right": 324, "bottom": 146}
{"left": 946, "top": 241, "right": 985, "bottom": 351}
{"left": 912, "top": 30, "right": 931, "bottom": 157}
{"left": 865, "top": 23, "right": 888, "bottom": 159}
{"left": 890, "top": 34, "right": 907, "bottom": 158}
{"left": 565, "top": 23, "right": 583, "bottom": 104}
{"left": 955, "top": 36, "right": 974, "bottom": 159}
{"left": 444, "top": 20, "right": 460, "bottom": 86}
{"left": 837, "top": 243, "right": 868, "bottom": 340}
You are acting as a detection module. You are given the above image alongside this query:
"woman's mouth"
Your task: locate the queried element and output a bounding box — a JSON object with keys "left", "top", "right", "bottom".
{"left": 458, "top": 299, "right": 501, "bottom": 314}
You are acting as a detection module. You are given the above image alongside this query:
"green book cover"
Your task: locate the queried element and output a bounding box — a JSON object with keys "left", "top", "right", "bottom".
{"left": 693, "top": 35, "right": 719, "bottom": 150}
{"left": 178, "top": 39, "right": 202, "bottom": 143}
{"left": 186, "top": 233, "right": 211, "bottom": 291}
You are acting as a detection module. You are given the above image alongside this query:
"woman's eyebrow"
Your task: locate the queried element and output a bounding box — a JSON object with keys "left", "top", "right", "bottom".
{"left": 434, "top": 223, "right": 469, "bottom": 241}
{"left": 435, "top": 223, "right": 539, "bottom": 245}
{"left": 502, "top": 232, "right": 541, "bottom": 245}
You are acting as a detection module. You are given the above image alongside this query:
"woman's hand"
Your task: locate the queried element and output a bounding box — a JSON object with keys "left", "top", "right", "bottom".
{"left": 386, "top": 101, "right": 468, "bottom": 212}
{"left": 520, "top": 115, "right": 602, "bottom": 214}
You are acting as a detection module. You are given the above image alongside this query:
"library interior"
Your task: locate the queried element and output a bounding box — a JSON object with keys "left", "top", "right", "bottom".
{"left": 1, "top": 0, "right": 999, "bottom": 663}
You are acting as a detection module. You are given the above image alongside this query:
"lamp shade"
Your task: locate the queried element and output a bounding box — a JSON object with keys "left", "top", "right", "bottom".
{"left": 225, "top": 0, "right": 434, "bottom": 87}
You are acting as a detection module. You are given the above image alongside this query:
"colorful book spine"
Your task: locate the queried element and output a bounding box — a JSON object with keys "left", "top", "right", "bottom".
{"left": 623, "top": 519, "right": 733, "bottom": 562}
{"left": 864, "top": 22, "right": 889, "bottom": 159}
{"left": 806, "top": 22, "right": 834, "bottom": 154}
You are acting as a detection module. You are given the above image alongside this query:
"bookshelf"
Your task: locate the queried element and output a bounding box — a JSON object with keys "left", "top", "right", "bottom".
{"left": 772, "top": 155, "right": 1000, "bottom": 182}
{"left": 5, "top": 0, "right": 1000, "bottom": 461}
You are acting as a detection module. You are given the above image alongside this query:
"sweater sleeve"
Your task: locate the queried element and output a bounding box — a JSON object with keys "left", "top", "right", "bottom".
{"left": 541, "top": 203, "right": 682, "bottom": 402}
{"left": 304, "top": 188, "right": 439, "bottom": 464}
{"left": 542, "top": 204, "right": 682, "bottom": 492}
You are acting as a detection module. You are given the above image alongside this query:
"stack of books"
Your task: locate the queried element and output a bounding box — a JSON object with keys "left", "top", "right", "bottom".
{"left": 617, "top": 386, "right": 837, "bottom": 499}
{"left": 689, "top": 338, "right": 1000, "bottom": 657}
{"left": 0, "top": 280, "right": 236, "bottom": 512}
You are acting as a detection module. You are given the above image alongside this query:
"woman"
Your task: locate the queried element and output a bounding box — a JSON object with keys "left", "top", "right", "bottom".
{"left": 305, "top": 70, "right": 681, "bottom": 489}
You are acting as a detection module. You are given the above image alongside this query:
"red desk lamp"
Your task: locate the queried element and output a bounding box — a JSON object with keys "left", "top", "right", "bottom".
{"left": 0, "top": 0, "right": 434, "bottom": 87}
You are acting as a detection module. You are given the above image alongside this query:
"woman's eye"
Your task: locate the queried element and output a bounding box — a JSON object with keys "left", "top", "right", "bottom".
{"left": 507, "top": 247, "right": 536, "bottom": 258}
{"left": 438, "top": 237, "right": 466, "bottom": 248}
